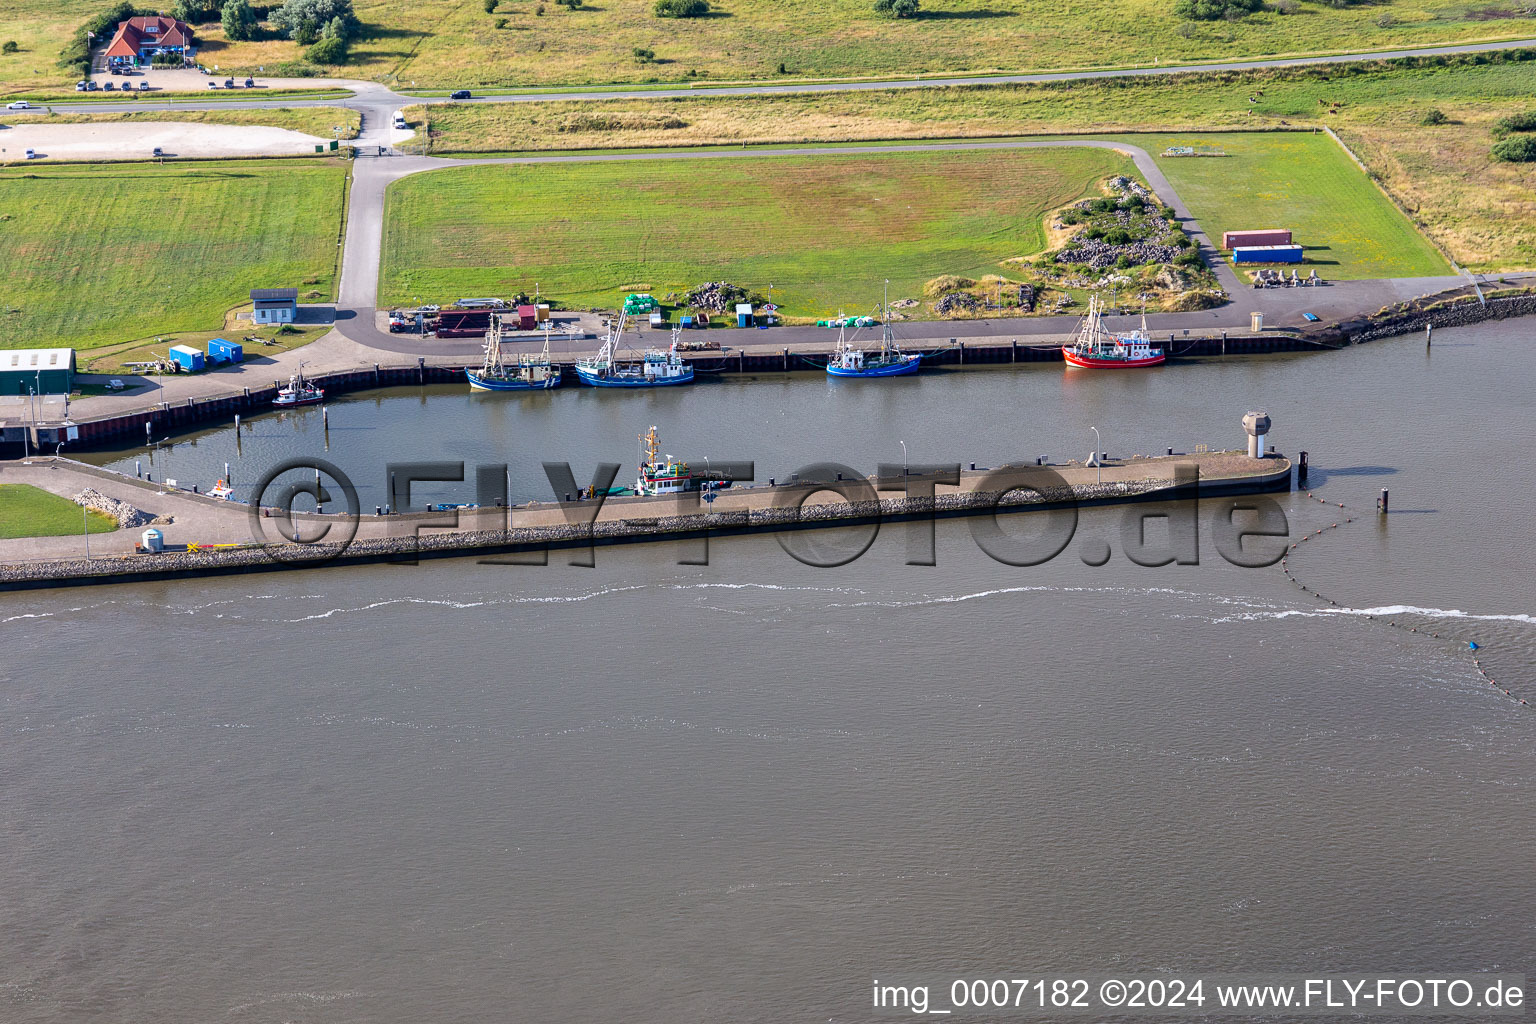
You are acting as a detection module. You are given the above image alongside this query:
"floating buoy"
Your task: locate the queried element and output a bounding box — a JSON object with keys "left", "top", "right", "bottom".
{"left": 1469, "top": 641, "right": 1479, "bottom": 650}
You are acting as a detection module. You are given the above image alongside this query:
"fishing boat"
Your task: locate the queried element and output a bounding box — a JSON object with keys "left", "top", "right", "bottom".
{"left": 634, "top": 425, "right": 694, "bottom": 495}
{"left": 1062, "top": 295, "right": 1165, "bottom": 369}
{"left": 207, "top": 479, "right": 235, "bottom": 501}
{"left": 826, "top": 286, "right": 921, "bottom": 378}
{"left": 574, "top": 313, "right": 695, "bottom": 388}
{"left": 273, "top": 365, "right": 324, "bottom": 406}
{"left": 465, "top": 315, "right": 562, "bottom": 391}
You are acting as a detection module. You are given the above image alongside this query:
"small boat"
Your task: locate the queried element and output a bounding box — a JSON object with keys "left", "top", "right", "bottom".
{"left": 574, "top": 314, "right": 695, "bottom": 388}
{"left": 273, "top": 365, "right": 324, "bottom": 406}
{"left": 207, "top": 478, "right": 235, "bottom": 501}
{"left": 1063, "top": 295, "right": 1165, "bottom": 369}
{"left": 635, "top": 425, "right": 694, "bottom": 495}
{"left": 826, "top": 287, "right": 921, "bottom": 378}
{"left": 466, "top": 314, "right": 562, "bottom": 391}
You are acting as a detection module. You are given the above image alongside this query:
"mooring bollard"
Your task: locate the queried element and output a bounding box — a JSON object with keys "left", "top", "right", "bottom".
{"left": 1426, "top": 323, "right": 1432, "bottom": 347}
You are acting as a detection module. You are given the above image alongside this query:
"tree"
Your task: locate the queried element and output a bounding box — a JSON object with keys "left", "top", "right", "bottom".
{"left": 1172, "top": 0, "right": 1260, "bottom": 20}
{"left": 633, "top": 46, "right": 656, "bottom": 62}
{"left": 873, "top": 0, "right": 920, "bottom": 14}
{"left": 271, "top": 0, "right": 358, "bottom": 42}
{"left": 654, "top": 0, "right": 709, "bottom": 17}
{"left": 173, "top": 0, "right": 219, "bottom": 24}
{"left": 221, "top": 0, "right": 259, "bottom": 41}
{"left": 1, "top": 40, "right": 18, "bottom": 54}
{"left": 483, "top": 0, "right": 497, "bottom": 11}
{"left": 1421, "top": 108, "right": 1448, "bottom": 126}
{"left": 307, "top": 34, "right": 348, "bottom": 63}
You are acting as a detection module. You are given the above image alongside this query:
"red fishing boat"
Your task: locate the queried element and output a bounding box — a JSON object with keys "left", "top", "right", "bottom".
{"left": 1063, "top": 295, "right": 1165, "bottom": 369}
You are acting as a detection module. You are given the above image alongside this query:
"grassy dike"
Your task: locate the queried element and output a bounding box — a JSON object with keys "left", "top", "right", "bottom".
{"left": 0, "top": 157, "right": 348, "bottom": 351}
{"left": 411, "top": 55, "right": 1536, "bottom": 270}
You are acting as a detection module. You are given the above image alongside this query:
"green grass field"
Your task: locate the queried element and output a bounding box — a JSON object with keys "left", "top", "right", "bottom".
{"left": 0, "top": 159, "right": 348, "bottom": 351}
{"left": 4, "top": 0, "right": 1536, "bottom": 94}
{"left": 418, "top": 57, "right": 1536, "bottom": 271}
{"left": 0, "top": 483, "right": 116, "bottom": 538}
{"left": 1130, "top": 132, "right": 1453, "bottom": 279}
{"left": 381, "top": 147, "right": 1133, "bottom": 316}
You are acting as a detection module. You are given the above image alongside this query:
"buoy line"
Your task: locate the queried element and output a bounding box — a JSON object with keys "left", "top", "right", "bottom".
{"left": 1279, "top": 489, "right": 1530, "bottom": 711}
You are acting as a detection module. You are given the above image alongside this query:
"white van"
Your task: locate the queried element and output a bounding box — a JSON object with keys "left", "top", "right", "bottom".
{"left": 392, "top": 110, "right": 407, "bottom": 129}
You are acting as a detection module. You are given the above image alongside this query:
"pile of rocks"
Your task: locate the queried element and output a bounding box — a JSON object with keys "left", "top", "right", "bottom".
{"left": 933, "top": 291, "right": 981, "bottom": 315}
{"left": 1107, "top": 175, "right": 1155, "bottom": 204}
{"left": 684, "top": 281, "right": 749, "bottom": 313}
{"left": 1055, "top": 237, "right": 1181, "bottom": 270}
{"left": 72, "top": 489, "right": 156, "bottom": 529}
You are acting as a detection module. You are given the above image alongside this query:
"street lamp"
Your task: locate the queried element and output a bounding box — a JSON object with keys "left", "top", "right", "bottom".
{"left": 899, "top": 439, "right": 907, "bottom": 476}
{"left": 1090, "top": 426, "right": 1101, "bottom": 484}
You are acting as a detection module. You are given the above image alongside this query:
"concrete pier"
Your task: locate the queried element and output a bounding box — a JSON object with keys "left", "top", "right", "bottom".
{"left": 1, "top": 451, "right": 1291, "bottom": 589}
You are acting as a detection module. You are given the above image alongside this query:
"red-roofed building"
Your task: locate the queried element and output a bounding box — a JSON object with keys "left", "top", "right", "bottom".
{"left": 102, "top": 16, "right": 196, "bottom": 66}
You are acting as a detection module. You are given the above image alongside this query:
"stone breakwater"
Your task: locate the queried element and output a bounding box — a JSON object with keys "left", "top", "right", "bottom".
{"left": 1339, "top": 291, "right": 1536, "bottom": 345}
{"left": 2, "top": 468, "right": 1283, "bottom": 590}
{"left": 72, "top": 488, "right": 163, "bottom": 529}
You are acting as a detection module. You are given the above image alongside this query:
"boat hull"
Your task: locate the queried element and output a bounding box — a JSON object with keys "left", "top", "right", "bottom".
{"left": 826, "top": 355, "right": 922, "bottom": 378}
{"left": 273, "top": 393, "right": 324, "bottom": 407}
{"left": 574, "top": 366, "right": 695, "bottom": 388}
{"left": 1062, "top": 349, "right": 1165, "bottom": 369}
{"left": 466, "top": 369, "right": 561, "bottom": 391}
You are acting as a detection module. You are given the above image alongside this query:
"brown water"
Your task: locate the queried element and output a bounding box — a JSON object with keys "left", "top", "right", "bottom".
{"left": 4, "top": 322, "right": 1533, "bottom": 1022}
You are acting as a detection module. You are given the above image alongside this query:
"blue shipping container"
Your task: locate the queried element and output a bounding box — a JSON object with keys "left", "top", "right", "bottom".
{"left": 167, "top": 345, "right": 204, "bottom": 372}
{"left": 206, "top": 337, "right": 243, "bottom": 365}
{"left": 1233, "top": 244, "right": 1303, "bottom": 264}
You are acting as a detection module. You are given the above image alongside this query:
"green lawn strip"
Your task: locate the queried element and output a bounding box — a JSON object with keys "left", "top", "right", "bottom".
{"left": 381, "top": 147, "right": 1133, "bottom": 317}
{"left": 0, "top": 483, "right": 117, "bottom": 538}
{"left": 0, "top": 158, "right": 347, "bottom": 351}
{"left": 1109, "top": 131, "right": 1452, "bottom": 279}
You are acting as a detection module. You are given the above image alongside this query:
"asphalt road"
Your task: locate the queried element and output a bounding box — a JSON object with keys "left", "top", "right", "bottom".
{"left": 35, "top": 37, "right": 1536, "bottom": 119}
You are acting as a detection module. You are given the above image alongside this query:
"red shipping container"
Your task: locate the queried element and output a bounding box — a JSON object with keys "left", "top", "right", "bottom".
{"left": 1223, "top": 229, "right": 1292, "bottom": 249}
{"left": 516, "top": 305, "right": 537, "bottom": 330}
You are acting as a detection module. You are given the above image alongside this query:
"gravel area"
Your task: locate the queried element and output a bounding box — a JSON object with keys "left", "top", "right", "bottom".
{"left": 0, "top": 122, "right": 329, "bottom": 163}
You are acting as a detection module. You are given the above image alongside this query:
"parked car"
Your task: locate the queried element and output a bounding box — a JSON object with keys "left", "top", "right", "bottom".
{"left": 152, "top": 147, "right": 163, "bottom": 157}
{"left": 208, "top": 80, "right": 219, "bottom": 89}
{"left": 244, "top": 77, "right": 255, "bottom": 88}
{"left": 138, "top": 81, "right": 150, "bottom": 91}
{"left": 419, "top": 304, "right": 441, "bottom": 313}
{"left": 106, "top": 379, "right": 126, "bottom": 391}
{"left": 24, "top": 148, "right": 36, "bottom": 159}
{"left": 7, "top": 100, "right": 31, "bottom": 109}
{"left": 224, "top": 78, "right": 235, "bottom": 88}
{"left": 75, "top": 81, "right": 88, "bottom": 91}
{"left": 86, "top": 80, "right": 99, "bottom": 91}
{"left": 450, "top": 89, "right": 472, "bottom": 99}
{"left": 103, "top": 81, "right": 115, "bottom": 90}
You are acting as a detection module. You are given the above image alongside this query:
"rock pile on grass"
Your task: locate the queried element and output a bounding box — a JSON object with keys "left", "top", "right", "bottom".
{"left": 684, "top": 281, "right": 749, "bottom": 313}
{"left": 73, "top": 489, "right": 156, "bottom": 529}
{"left": 1056, "top": 237, "right": 1181, "bottom": 270}
{"left": 934, "top": 291, "right": 982, "bottom": 315}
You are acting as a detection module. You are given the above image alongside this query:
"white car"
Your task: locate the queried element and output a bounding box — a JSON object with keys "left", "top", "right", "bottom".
{"left": 7, "top": 100, "right": 32, "bottom": 110}
{"left": 419, "top": 304, "right": 441, "bottom": 313}
{"left": 106, "top": 379, "right": 126, "bottom": 391}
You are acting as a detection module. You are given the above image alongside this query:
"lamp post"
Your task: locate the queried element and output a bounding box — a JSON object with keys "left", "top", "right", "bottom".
{"left": 899, "top": 439, "right": 907, "bottom": 476}
{"left": 22, "top": 385, "right": 34, "bottom": 462}
{"left": 1090, "top": 426, "right": 1101, "bottom": 484}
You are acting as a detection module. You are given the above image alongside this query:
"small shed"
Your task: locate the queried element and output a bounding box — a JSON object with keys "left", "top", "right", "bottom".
{"left": 535, "top": 303, "right": 550, "bottom": 323}
{"left": 206, "top": 337, "right": 243, "bottom": 365}
{"left": 735, "top": 303, "right": 754, "bottom": 328}
{"left": 515, "top": 304, "right": 537, "bottom": 331}
{"left": 250, "top": 287, "right": 298, "bottom": 324}
{"left": 168, "top": 344, "right": 205, "bottom": 371}
{"left": 1, "top": 348, "right": 75, "bottom": 395}
{"left": 140, "top": 527, "right": 165, "bottom": 553}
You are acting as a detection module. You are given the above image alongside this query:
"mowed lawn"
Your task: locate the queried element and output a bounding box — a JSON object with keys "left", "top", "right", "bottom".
{"left": 0, "top": 160, "right": 347, "bottom": 350}
{"left": 0, "top": 484, "right": 116, "bottom": 539}
{"left": 1130, "top": 132, "right": 1452, "bottom": 280}
{"left": 382, "top": 148, "right": 1133, "bottom": 315}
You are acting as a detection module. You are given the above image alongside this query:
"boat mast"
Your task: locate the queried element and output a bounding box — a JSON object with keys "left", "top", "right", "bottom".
{"left": 882, "top": 279, "right": 891, "bottom": 359}
{"left": 483, "top": 312, "right": 505, "bottom": 375}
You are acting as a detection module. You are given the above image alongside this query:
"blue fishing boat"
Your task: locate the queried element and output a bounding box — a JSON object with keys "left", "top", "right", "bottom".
{"left": 465, "top": 314, "right": 562, "bottom": 391}
{"left": 826, "top": 283, "right": 921, "bottom": 378}
{"left": 574, "top": 314, "right": 695, "bottom": 388}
